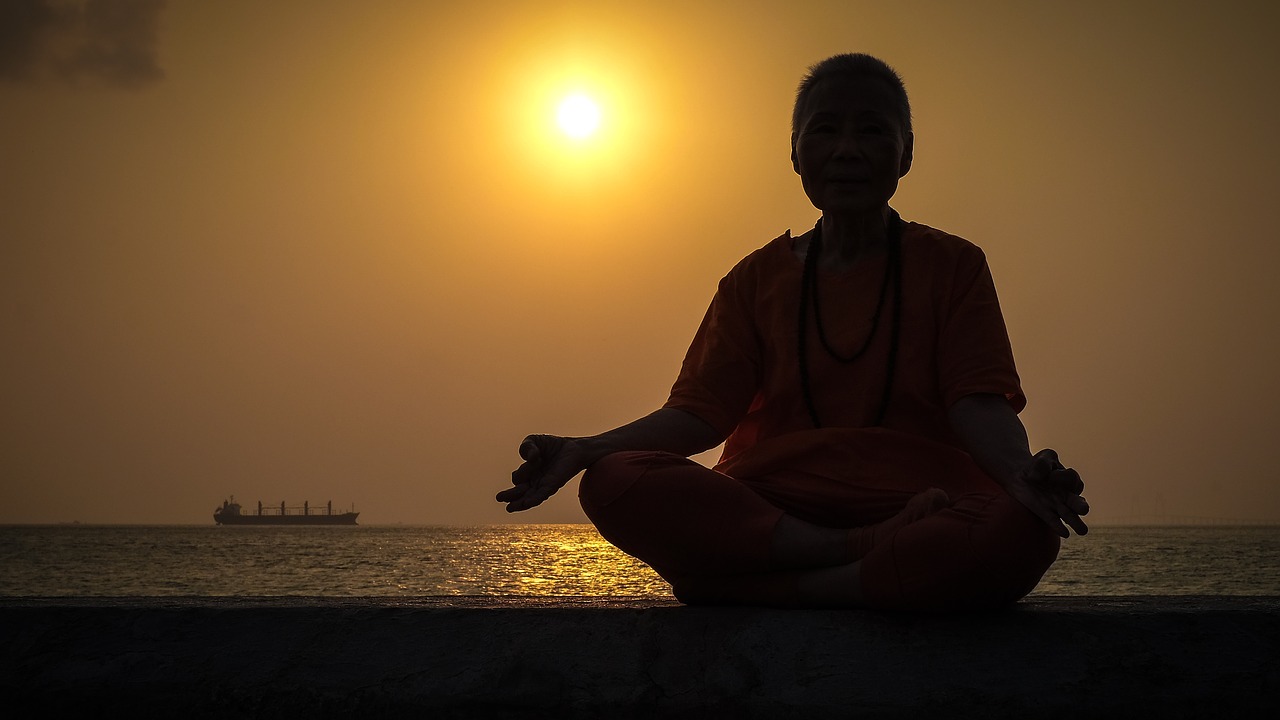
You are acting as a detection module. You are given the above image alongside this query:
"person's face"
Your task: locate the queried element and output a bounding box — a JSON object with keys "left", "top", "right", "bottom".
{"left": 791, "top": 75, "right": 914, "bottom": 216}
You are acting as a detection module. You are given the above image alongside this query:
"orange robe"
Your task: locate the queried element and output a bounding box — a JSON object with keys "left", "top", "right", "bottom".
{"left": 580, "top": 219, "right": 1059, "bottom": 611}
{"left": 665, "top": 219, "right": 1025, "bottom": 470}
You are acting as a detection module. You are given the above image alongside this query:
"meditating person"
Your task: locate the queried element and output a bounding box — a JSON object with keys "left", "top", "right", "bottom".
{"left": 497, "top": 53, "right": 1089, "bottom": 611}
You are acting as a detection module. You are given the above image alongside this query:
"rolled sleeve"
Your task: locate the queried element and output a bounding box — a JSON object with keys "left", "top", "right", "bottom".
{"left": 936, "top": 248, "right": 1026, "bottom": 412}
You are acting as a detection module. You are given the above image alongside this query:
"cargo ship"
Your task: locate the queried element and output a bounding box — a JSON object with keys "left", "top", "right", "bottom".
{"left": 214, "top": 497, "right": 358, "bottom": 525}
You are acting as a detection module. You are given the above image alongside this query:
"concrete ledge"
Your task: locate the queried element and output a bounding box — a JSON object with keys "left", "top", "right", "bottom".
{"left": 3, "top": 596, "right": 1278, "bottom": 718}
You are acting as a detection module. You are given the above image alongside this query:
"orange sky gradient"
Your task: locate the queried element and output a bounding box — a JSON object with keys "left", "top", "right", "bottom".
{"left": 2, "top": 0, "right": 1279, "bottom": 525}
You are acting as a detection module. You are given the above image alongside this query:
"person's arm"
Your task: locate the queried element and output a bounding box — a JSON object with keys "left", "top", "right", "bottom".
{"left": 948, "top": 393, "right": 1089, "bottom": 537}
{"left": 497, "top": 408, "right": 723, "bottom": 513}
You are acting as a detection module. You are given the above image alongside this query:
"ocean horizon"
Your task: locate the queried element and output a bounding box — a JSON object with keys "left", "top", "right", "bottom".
{"left": 3, "top": 524, "right": 1278, "bottom": 599}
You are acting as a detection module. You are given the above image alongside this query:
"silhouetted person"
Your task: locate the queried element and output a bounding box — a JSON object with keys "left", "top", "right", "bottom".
{"left": 498, "top": 53, "right": 1088, "bottom": 611}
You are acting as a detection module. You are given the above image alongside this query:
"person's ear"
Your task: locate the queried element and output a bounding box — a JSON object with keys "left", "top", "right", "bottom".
{"left": 899, "top": 131, "right": 914, "bottom": 178}
{"left": 791, "top": 133, "right": 800, "bottom": 174}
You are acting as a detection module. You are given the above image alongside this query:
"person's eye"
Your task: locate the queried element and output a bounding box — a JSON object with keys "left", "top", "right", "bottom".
{"left": 860, "top": 124, "right": 886, "bottom": 135}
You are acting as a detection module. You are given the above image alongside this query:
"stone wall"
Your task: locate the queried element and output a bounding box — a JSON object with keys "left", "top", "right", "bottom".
{"left": 4, "top": 596, "right": 1278, "bottom": 718}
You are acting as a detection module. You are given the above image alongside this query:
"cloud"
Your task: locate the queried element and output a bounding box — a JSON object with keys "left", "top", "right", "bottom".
{"left": 0, "top": 0, "right": 165, "bottom": 88}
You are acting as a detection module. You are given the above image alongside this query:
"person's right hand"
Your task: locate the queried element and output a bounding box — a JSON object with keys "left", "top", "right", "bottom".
{"left": 496, "top": 434, "right": 592, "bottom": 512}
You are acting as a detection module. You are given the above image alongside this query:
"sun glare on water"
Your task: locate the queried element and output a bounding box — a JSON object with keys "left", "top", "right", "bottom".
{"left": 556, "top": 94, "right": 601, "bottom": 139}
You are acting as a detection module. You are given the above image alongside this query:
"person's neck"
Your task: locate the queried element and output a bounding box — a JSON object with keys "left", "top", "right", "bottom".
{"left": 819, "top": 207, "right": 892, "bottom": 267}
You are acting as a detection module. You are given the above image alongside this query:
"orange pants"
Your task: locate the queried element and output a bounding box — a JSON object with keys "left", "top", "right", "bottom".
{"left": 578, "top": 430, "right": 1060, "bottom": 611}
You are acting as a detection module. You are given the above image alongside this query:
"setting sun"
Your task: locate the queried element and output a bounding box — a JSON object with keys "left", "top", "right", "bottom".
{"left": 556, "top": 94, "right": 601, "bottom": 139}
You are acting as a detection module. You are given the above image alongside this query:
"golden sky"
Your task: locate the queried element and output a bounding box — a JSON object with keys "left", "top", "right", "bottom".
{"left": 2, "top": 0, "right": 1278, "bottom": 525}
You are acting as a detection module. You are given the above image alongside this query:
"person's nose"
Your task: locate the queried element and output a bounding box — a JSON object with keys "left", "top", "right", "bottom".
{"left": 831, "top": 129, "right": 861, "bottom": 159}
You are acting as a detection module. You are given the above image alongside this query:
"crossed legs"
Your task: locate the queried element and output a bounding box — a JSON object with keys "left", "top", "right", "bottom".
{"left": 579, "top": 450, "right": 1059, "bottom": 611}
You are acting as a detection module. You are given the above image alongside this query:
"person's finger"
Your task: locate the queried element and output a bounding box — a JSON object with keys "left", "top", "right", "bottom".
{"left": 1031, "top": 499, "right": 1069, "bottom": 538}
{"left": 510, "top": 461, "right": 540, "bottom": 487}
{"left": 506, "top": 497, "right": 534, "bottom": 512}
{"left": 1051, "top": 495, "right": 1089, "bottom": 536}
{"left": 1062, "top": 509, "right": 1089, "bottom": 536}
{"left": 512, "top": 435, "right": 562, "bottom": 483}
{"left": 1051, "top": 466, "right": 1084, "bottom": 495}
{"left": 1067, "top": 494, "right": 1090, "bottom": 516}
{"left": 519, "top": 436, "right": 542, "bottom": 462}
{"left": 508, "top": 438, "right": 544, "bottom": 488}
{"left": 508, "top": 484, "right": 556, "bottom": 512}
{"left": 1029, "top": 445, "right": 1059, "bottom": 474}
{"left": 1033, "top": 448, "right": 1061, "bottom": 469}
{"left": 1030, "top": 451, "right": 1055, "bottom": 479}
{"left": 495, "top": 485, "right": 528, "bottom": 503}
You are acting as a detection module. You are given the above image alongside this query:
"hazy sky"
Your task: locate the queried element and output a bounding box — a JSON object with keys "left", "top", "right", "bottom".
{"left": 3, "top": 0, "right": 1278, "bottom": 525}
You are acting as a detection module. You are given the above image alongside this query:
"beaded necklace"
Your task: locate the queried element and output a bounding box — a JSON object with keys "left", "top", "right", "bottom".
{"left": 797, "top": 209, "right": 903, "bottom": 428}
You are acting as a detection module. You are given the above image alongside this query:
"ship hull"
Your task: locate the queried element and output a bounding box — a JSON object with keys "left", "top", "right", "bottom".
{"left": 213, "top": 512, "right": 359, "bottom": 526}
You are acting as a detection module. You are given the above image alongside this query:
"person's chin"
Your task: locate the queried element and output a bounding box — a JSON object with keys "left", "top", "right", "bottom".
{"left": 816, "top": 195, "right": 883, "bottom": 215}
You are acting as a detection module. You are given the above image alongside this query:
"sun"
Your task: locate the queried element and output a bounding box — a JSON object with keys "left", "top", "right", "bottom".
{"left": 556, "top": 93, "right": 601, "bottom": 139}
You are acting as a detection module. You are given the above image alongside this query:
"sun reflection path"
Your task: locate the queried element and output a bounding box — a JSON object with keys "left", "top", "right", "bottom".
{"left": 424, "top": 525, "right": 671, "bottom": 597}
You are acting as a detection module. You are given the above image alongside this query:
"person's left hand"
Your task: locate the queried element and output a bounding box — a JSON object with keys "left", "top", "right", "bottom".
{"left": 1006, "top": 449, "right": 1089, "bottom": 537}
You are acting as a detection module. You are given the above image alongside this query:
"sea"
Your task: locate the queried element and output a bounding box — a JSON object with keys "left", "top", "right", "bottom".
{"left": 1, "top": 524, "right": 1278, "bottom": 598}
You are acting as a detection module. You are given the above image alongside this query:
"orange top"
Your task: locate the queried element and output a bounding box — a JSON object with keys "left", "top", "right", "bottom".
{"left": 664, "top": 219, "right": 1024, "bottom": 472}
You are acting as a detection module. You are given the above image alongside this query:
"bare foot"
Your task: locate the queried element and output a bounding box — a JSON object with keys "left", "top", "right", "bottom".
{"left": 847, "top": 488, "right": 951, "bottom": 561}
